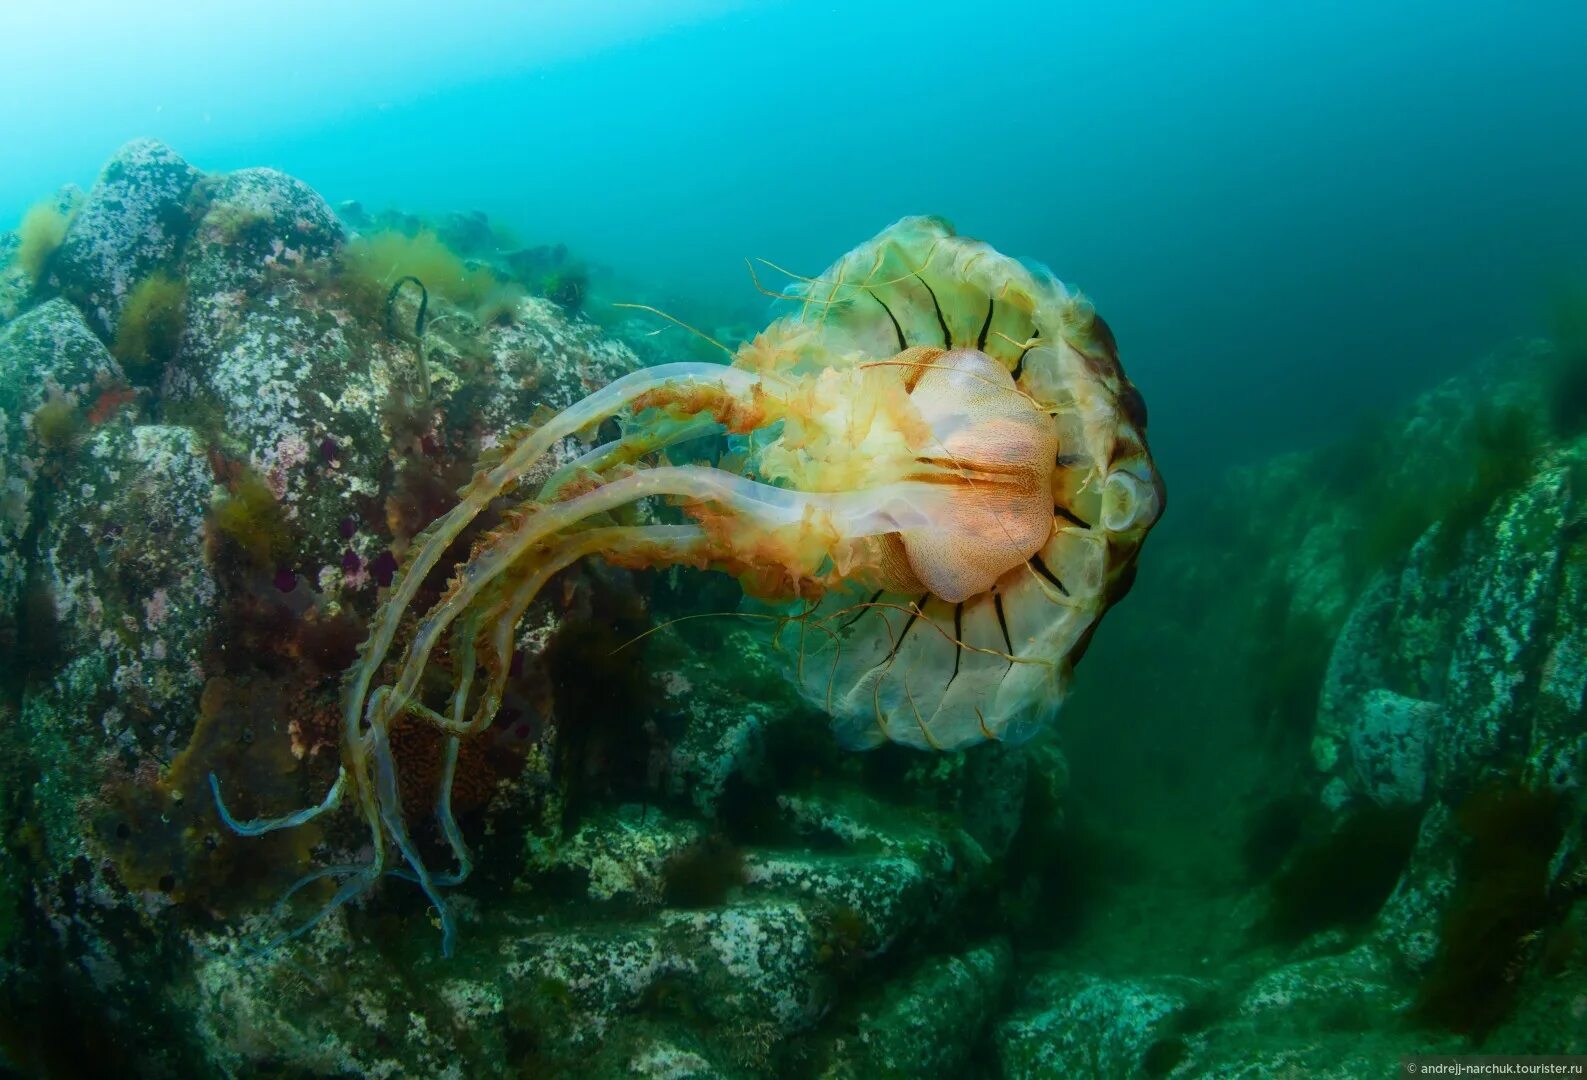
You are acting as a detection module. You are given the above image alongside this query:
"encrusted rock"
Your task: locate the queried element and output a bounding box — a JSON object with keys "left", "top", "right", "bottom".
{"left": 163, "top": 288, "right": 406, "bottom": 577}
{"left": 995, "top": 969, "right": 1208, "bottom": 1079}
{"left": 1349, "top": 688, "right": 1437, "bottom": 807}
{"left": 744, "top": 850, "right": 931, "bottom": 956}
{"left": 184, "top": 167, "right": 344, "bottom": 296}
{"left": 505, "top": 898, "right": 826, "bottom": 1064}
{"left": 22, "top": 423, "right": 214, "bottom": 857}
{"left": 186, "top": 920, "right": 505, "bottom": 1080}
{"left": 530, "top": 803, "right": 706, "bottom": 905}
{"left": 822, "top": 941, "right": 1011, "bottom": 1079}
{"left": 467, "top": 297, "right": 642, "bottom": 429}
{"left": 1235, "top": 942, "right": 1405, "bottom": 1025}
{"left": 1440, "top": 467, "right": 1572, "bottom": 784}
{"left": 50, "top": 139, "right": 203, "bottom": 334}
{"left": 0, "top": 298, "right": 128, "bottom": 628}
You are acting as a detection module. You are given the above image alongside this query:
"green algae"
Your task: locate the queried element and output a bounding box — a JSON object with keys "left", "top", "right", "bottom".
{"left": 660, "top": 836, "right": 746, "bottom": 908}
{"left": 111, "top": 271, "right": 187, "bottom": 377}
{"left": 208, "top": 468, "right": 292, "bottom": 570}
{"left": 10, "top": 199, "right": 76, "bottom": 285}
{"left": 30, "top": 389, "right": 84, "bottom": 452}
{"left": 345, "top": 229, "right": 496, "bottom": 308}
{"left": 1414, "top": 781, "right": 1565, "bottom": 1037}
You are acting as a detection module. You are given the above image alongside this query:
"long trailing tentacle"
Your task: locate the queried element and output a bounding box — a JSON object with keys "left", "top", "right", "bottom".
{"left": 461, "top": 525, "right": 707, "bottom": 737}
{"left": 537, "top": 412, "right": 721, "bottom": 501}
{"left": 431, "top": 606, "right": 484, "bottom": 885}
{"left": 250, "top": 362, "right": 783, "bottom": 929}
{"left": 367, "top": 718, "right": 458, "bottom": 957}
{"left": 249, "top": 867, "right": 382, "bottom": 959}
{"left": 215, "top": 375, "right": 783, "bottom": 848}
{"left": 209, "top": 768, "right": 348, "bottom": 837}
{"left": 217, "top": 365, "right": 770, "bottom": 860}
{"left": 341, "top": 364, "right": 781, "bottom": 813}
{"left": 219, "top": 525, "right": 715, "bottom": 957}
{"left": 374, "top": 467, "right": 958, "bottom": 736}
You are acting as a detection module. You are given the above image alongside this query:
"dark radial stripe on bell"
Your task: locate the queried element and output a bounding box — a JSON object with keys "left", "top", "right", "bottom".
{"left": 1055, "top": 504, "right": 1092, "bottom": 530}
{"left": 872, "top": 293, "right": 907, "bottom": 352}
{"left": 915, "top": 275, "right": 951, "bottom": 348}
{"left": 873, "top": 594, "right": 929, "bottom": 672}
{"left": 1029, "top": 553, "right": 1070, "bottom": 596}
{"left": 945, "top": 602, "right": 965, "bottom": 687}
{"left": 1012, "top": 325, "right": 1039, "bottom": 380}
{"left": 977, "top": 298, "right": 994, "bottom": 352}
{"left": 993, "top": 593, "right": 1014, "bottom": 663}
{"left": 841, "top": 589, "right": 884, "bottom": 629}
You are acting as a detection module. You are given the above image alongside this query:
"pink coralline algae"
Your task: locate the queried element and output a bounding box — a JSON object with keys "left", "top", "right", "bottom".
{"left": 265, "top": 434, "right": 311, "bottom": 499}
{"left": 142, "top": 587, "right": 170, "bottom": 629}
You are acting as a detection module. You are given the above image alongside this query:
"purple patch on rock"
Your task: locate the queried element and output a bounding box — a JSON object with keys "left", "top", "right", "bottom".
{"left": 338, "top": 515, "right": 357, "bottom": 539}
{"left": 341, "top": 549, "right": 362, "bottom": 573}
{"left": 370, "top": 549, "right": 398, "bottom": 587}
{"left": 509, "top": 650, "right": 525, "bottom": 677}
{"left": 273, "top": 568, "right": 296, "bottom": 593}
{"left": 320, "top": 437, "right": 339, "bottom": 464}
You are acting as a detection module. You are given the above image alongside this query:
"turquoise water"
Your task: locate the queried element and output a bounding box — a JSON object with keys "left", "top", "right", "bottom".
{"left": 7, "top": 1, "right": 1587, "bottom": 471}
{"left": 4, "top": 3, "right": 1587, "bottom": 1077}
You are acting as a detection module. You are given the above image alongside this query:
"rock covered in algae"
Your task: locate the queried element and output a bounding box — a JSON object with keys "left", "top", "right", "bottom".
{"left": 1046, "top": 330, "right": 1587, "bottom": 1072}
{"left": 183, "top": 166, "right": 344, "bottom": 296}
{"left": 15, "top": 421, "right": 215, "bottom": 933}
{"left": 821, "top": 941, "right": 1011, "bottom": 1079}
{"left": 0, "top": 186, "right": 81, "bottom": 326}
{"left": 0, "top": 231, "right": 23, "bottom": 326}
{"left": 170, "top": 635, "right": 1053, "bottom": 1076}
{"left": 49, "top": 138, "right": 203, "bottom": 335}
{"left": 994, "top": 969, "right": 1211, "bottom": 1079}
{"left": 35, "top": 422, "right": 217, "bottom": 723}
{"left": 0, "top": 297, "right": 128, "bottom": 632}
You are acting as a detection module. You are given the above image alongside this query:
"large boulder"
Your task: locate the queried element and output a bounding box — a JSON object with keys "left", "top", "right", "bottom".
{"left": 0, "top": 299, "right": 128, "bottom": 632}
{"left": 50, "top": 139, "right": 203, "bottom": 335}
{"left": 995, "top": 969, "right": 1211, "bottom": 1079}
{"left": 823, "top": 942, "right": 1011, "bottom": 1078}
{"left": 183, "top": 166, "right": 344, "bottom": 297}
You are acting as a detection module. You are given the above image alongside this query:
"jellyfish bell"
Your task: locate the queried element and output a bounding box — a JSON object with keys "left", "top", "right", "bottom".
{"left": 742, "top": 216, "right": 1164, "bottom": 750}
{"left": 210, "top": 215, "right": 1164, "bottom": 955}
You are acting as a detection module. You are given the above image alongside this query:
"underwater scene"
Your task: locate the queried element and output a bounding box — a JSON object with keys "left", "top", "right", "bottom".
{"left": 3, "top": 1, "right": 1587, "bottom": 1076}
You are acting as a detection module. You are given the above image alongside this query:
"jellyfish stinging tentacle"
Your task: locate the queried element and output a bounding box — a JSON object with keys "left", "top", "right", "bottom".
{"left": 211, "top": 215, "right": 1164, "bottom": 954}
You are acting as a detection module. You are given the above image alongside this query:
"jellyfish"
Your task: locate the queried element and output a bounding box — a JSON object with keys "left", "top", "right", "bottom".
{"left": 210, "top": 216, "right": 1164, "bottom": 955}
